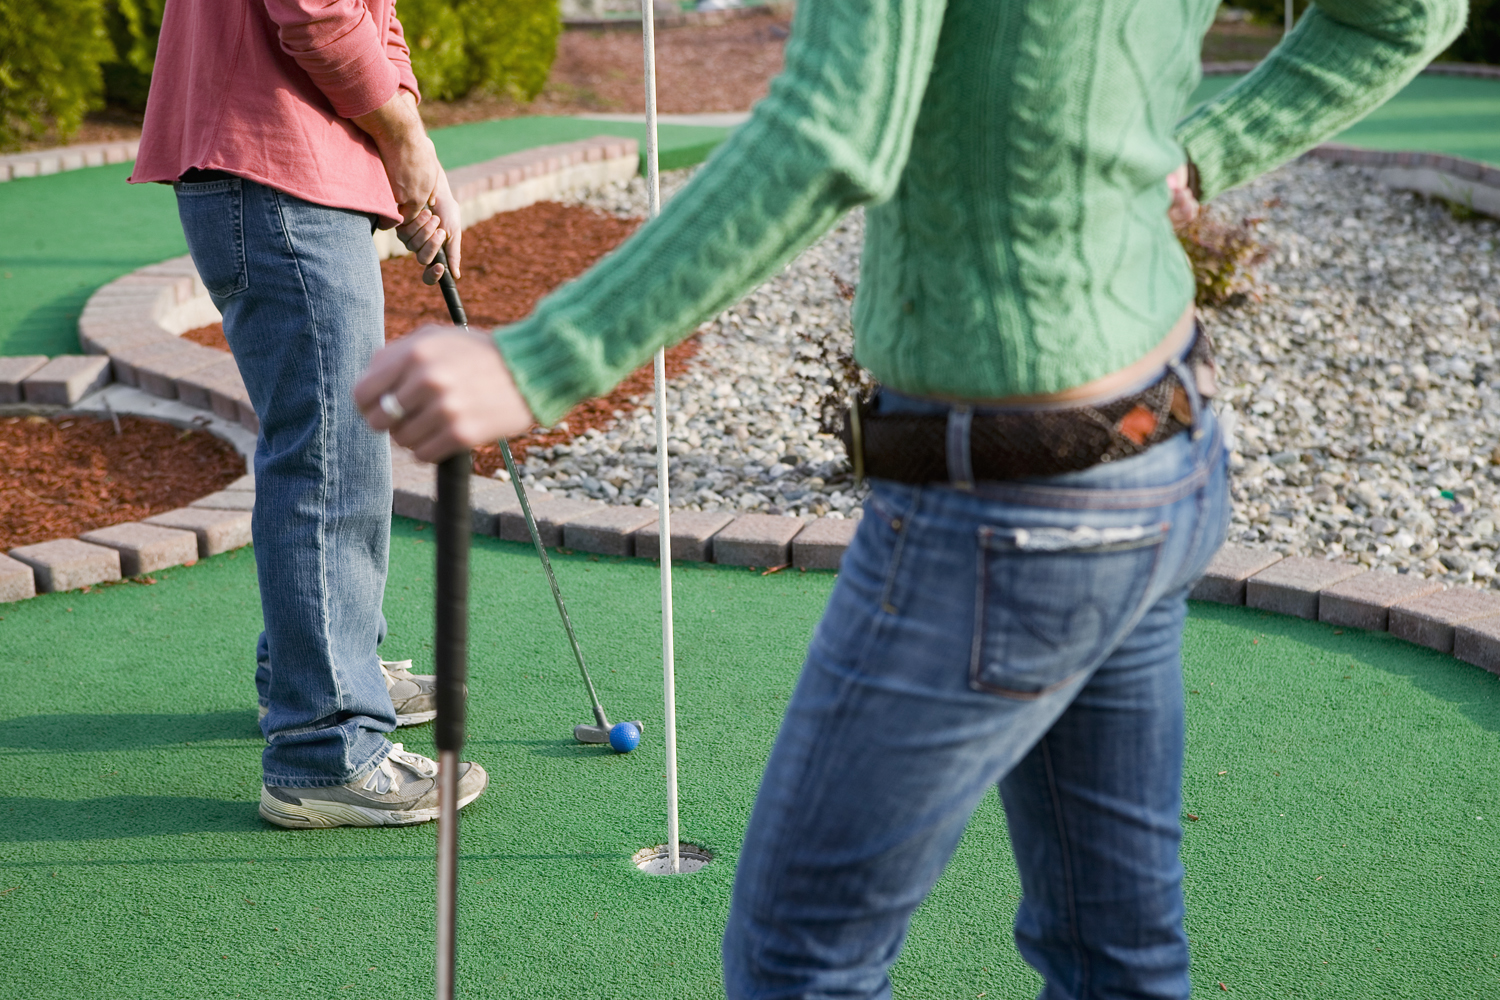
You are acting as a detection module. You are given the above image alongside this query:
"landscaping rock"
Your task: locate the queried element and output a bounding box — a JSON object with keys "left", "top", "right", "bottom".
{"left": 563, "top": 506, "right": 659, "bottom": 557}
{"left": 22, "top": 355, "right": 111, "bottom": 405}
{"left": 9, "top": 538, "right": 122, "bottom": 592}
{"left": 633, "top": 511, "right": 735, "bottom": 562}
{"left": 712, "top": 513, "right": 806, "bottom": 567}
{"left": 145, "top": 507, "right": 253, "bottom": 557}
{"left": 1317, "top": 570, "right": 1446, "bottom": 631}
{"left": 192, "top": 490, "right": 255, "bottom": 512}
{"left": 0, "top": 356, "right": 48, "bottom": 404}
{"left": 0, "top": 553, "right": 37, "bottom": 602}
{"left": 1388, "top": 587, "right": 1500, "bottom": 652}
{"left": 498, "top": 496, "right": 602, "bottom": 547}
{"left": 793, "top": 516, "right": 857, "bottom": 570}
{"left": 1244, "top": 556, "right": 1364, "bottom": 620}
{"left": 79, "top": 522, "right": 200, "bottom": 576}
{"left": 1189, "top": 545, "right": 1285, "bottom": 605}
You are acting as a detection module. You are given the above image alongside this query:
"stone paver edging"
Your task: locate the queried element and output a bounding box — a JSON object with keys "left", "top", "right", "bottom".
{"left": 1191, "top": 545, "right": 1500, "bottom": 680}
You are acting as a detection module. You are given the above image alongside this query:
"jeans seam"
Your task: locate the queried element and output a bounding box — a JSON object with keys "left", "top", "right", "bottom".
{"left": 970, "top": 463, "right": 1210, "bottom": 510}
{"left": 1039, "top": 736, "right": 1088, "bottom": 998}
{"left": 875, "top": 487, "right": 921, "bottom": 616}
{"left": 269, "top": 187, "right": 348, "bottom": 742}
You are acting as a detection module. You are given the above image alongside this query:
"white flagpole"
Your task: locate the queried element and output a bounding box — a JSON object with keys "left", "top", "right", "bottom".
{"left": 639, "top": 0, "right": 679, "bottom": 876}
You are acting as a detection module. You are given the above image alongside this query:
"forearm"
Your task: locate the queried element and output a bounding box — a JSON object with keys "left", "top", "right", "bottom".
{"left": 496, "top": 0, "right": 948, "bottom": 427}
{"left": 1177, "top": 0, "right": 1466, "bottom": 200}
{"left": 351, "top": 87, "right": 425, "bottom": 158}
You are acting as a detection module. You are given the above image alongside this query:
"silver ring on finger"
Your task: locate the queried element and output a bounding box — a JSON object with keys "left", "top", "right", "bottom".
{"left": 379, "top": 392, "right": 407, "bottom": 424}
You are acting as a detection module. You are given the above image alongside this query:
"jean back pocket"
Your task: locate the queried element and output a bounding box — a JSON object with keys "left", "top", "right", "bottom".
{"left": 174, "top": 178, "right": 248, "bottom": 299}
{"left": 970, "top": 523, "right": 1167, "bottom": 699}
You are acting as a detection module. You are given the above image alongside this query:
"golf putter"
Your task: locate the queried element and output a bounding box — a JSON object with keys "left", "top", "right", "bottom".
{"left": 433, "top": 448, "right": 469, "bottom": 1000}
{"left": 432, "top": 250, "right": 643, "bottom": 746}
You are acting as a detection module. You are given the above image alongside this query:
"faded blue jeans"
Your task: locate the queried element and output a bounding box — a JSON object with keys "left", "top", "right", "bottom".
{"left": 723, "top": 380, "right": 1230, "bottom": 999}
{"left": 176, "top": 176, "right": 396, "bottom": 787}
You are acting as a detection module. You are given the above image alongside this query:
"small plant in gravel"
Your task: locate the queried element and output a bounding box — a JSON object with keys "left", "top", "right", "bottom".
{"left": 812, "top": 273, "right": 878, "bottom": 439}
{"left": 1177, "top": 207, "right": 1272, "bottom": 308}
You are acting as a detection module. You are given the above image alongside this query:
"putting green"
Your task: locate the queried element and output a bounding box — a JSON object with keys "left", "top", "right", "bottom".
{"left": 1, "top": 520, "right": 1496, "bottom": 998}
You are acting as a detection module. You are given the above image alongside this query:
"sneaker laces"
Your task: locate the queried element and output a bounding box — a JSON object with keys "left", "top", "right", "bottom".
{"left": 380, "top": 659, "right": 413, "bottom": 677}
{"left": 386, "top": 743, "right": 439, "bottom": 778}
{"left": 360, "top": 743, "right": 437, "bottom": 794}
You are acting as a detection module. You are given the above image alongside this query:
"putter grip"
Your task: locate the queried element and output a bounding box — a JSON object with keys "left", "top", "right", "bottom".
{"left": 434, "top": 451, "right": 470, "bottom": 753}
{"left": 434, "top": 249, "right": 467, "bottom": 327}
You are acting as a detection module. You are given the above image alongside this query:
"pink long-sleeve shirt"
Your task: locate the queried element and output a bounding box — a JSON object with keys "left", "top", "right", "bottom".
{"left": 131, "top": 0, "right": 420, "bottom": 227}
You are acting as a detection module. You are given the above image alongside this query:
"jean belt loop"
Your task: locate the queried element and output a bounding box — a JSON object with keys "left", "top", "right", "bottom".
{"left": 1167, "top": 357, "right": 1205, "bottom": 441}
{"left": 947, "top": 404, "right": 975, "bottom": 490}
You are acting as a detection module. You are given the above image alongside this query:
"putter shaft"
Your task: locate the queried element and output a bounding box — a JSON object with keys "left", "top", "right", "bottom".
{"left": 433, "top": 451, "right": 470, "bottom": 1000}
{"left": 434, "top": 252, "right": 612, "bottom": 734}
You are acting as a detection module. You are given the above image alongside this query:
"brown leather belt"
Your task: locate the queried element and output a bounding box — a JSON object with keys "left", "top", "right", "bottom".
{"left": 838, "top": 330, "right": 1218, "bottom": 486}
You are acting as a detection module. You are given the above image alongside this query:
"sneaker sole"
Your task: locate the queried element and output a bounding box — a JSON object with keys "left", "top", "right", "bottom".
{"left": 258, "top": 769, "right": 489, "bottom": 829}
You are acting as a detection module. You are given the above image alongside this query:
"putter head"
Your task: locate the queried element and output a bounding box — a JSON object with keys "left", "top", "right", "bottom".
{"left": 574, "top": 721, "right": 645, "bottom": 744}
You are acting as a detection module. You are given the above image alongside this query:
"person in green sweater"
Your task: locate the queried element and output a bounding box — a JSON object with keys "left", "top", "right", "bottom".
{"left": 356, "top": 0, "right": 1464, "bottom": 993}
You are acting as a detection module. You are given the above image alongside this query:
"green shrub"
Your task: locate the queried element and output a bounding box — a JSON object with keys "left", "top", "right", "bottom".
{"left": 0, "top": 0, "right": 113, "bottom": 149}
{"left": 397, "top": 0, "right": 561, "bottom": 103}
{"left": 1442, "top": 0, "right": 1500, "bottom": 63}
{"left": 102, "top": 0, "right": 164, "bottom": 111}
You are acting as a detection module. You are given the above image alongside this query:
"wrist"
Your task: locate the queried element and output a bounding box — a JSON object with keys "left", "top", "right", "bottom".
{"left": 352, "top": 90, "right": 425, "bottom": 153}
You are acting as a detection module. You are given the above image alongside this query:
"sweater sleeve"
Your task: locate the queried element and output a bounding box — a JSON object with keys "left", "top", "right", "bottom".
{"left": 263, "top": 0, "right": 402, "bottom": 118}
{"left": 1176, "top": 0, "right": 1467, "bottom": 201}
{"left": 495, "top": 0, "right": 950, "bottom": 427}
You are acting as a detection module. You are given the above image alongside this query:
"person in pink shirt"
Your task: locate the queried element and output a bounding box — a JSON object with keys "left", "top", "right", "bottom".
{"left": 132, "top": 0, "right": 489, "bottom": 829}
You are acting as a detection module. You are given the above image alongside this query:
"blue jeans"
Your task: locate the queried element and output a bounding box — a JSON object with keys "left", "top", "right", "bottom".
{"left": 723, "top": 386, "right": 1230, "bottom": 999}
{"left": 175, "top": 177, "right": 396, "bottom": 787}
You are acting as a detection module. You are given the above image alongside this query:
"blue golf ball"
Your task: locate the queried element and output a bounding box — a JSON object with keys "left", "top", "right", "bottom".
{"left": 608, "top": 721, "right": 641, "bottom": 753}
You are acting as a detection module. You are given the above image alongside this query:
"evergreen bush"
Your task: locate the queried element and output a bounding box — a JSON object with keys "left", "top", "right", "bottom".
{"left": 0, "top": 0, "right": 113, "bottom": 149}
{"left": 102, "top": 0, "right": 164, "bottom": 111}
{"left": 402, "top": 0, "right": 561, "bottom": 102}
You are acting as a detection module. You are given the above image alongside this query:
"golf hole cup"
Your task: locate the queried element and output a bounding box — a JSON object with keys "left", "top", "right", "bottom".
{"left": 609, "top": 721, "right": 641, "bottom": 753}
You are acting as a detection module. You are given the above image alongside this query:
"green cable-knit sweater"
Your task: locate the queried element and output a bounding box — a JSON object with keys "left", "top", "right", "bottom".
{"left": 496, "top": 0, "right": 1466, "bottom": 426}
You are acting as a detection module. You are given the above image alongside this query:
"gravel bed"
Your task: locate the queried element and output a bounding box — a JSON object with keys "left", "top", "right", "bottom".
{"left": 536, "top": 168, "right": 870, "bottom": 520}
{"left": 1206, "top": 160, "right": 1500, "bottom": 587}
{"left": 540, "top": 160, "right": 1500, "bottom": 587}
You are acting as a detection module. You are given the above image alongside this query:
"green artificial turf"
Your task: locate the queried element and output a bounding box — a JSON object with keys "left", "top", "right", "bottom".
{"left": 1, "top": 117, "right": 730, "bottom": 361}
{"left": 1, "top": 521, "right": 1497, "bottom": 998}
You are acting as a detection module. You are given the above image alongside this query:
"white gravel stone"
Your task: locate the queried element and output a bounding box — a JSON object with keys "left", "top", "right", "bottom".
{"left": 544, "top": 159, "right": 1500, "bottom": 587}
{"left": 1203, "top": 158, "right": 1500, "bottom": 588}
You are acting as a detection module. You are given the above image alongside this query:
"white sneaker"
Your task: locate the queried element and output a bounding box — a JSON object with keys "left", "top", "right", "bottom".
{"left": 258, "top": 744, "right": 488, "bottom": 829}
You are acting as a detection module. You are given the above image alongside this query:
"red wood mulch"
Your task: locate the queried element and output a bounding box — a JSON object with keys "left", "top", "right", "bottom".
{"left": 0, "top": 415, "right": 244, "bottom": 551}
{"left": 182, "top": 200, "right": 701, "bottom": 477}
